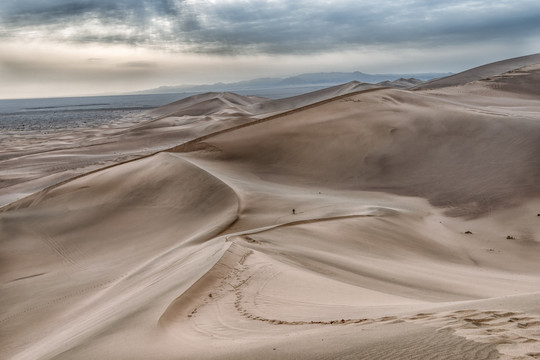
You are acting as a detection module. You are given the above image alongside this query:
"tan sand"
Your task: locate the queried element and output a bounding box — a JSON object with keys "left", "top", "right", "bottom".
{"left": 413, "top": 53, "right": 540, "bottom": 90}
{"left": 1, "top": 57, "right": 540, "bottom": 359}
{"left": 0, "top": 82, "right": 374, "bottom": 208}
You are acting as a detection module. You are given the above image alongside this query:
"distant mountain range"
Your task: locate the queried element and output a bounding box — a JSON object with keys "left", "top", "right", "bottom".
{"left": 133, "top": 71, "right": 453, "bottom": 97}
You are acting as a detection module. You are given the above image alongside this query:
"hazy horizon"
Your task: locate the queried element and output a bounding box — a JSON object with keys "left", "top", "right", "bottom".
{"left": 1, "top": 0, "right": 539, "bottom": 99}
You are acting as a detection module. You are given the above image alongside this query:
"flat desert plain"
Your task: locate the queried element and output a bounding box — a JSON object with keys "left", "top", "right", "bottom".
{"left": 1, "top": 55, "right": 540, "bottom": 359}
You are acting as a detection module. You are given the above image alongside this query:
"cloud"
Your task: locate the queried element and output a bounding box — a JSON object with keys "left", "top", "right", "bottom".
{"left": 193, "top": 0, "right": 540, "bottom": 54}
{"left": 117, "top": 61, "right": 157, "bottom": 68}
{"left": 0, "top": 0, "right": 196, "bottom": 46}
{"left": 0, "top": 0, "right": 539, "bottom": 55}
{"left": 1, "top": 0, "right": 540, "bottom": 99}
{"left": 0, "top": 0, "right": 182, "bottom": 25}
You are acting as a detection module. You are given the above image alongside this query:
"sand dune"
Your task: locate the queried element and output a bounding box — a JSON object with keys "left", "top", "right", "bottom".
{"left": 180, "top": 87, "right": 540, "bottom": 217}
{"left": 147, "top": 81, "right": 379, "bottom": 119}
{"left": 1, "top": 56, "right": 540, "bottom": 359}
{"left": 413, "top": 53, "right": 540, "bottom": 90}
{"left": 377, "top": 77, "right": 423, "bottom": 89}
{"left": 146, "top": 92, "right": 264, "bottom": 118}
{"left": 1, "top": 152, "right": 238, "bottom": 359}
{"left": 0, "top": 82, "right": 375, "bottom": 208}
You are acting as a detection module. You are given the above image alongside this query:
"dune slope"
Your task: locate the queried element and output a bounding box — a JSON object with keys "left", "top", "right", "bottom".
{"left": 0, "top": 82, "right": 377, "bottom": 208}
{"left": 181, "top": 86, "right": 540, "bottom": 217}
{"left": 1, "top": 57, "right": 540, "bottom": 359}
{"left": 0, "top": 153, "right": 238, "bottom": 360}
{"left": 413, "top": 53, "right": 540, "bottom": 90}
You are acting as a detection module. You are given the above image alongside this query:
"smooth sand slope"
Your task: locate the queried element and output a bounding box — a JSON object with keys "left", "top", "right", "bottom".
{"left": 0, "top": 82, "right": 374, "bottom": 208}
{"left": 1, "top": 57, "right": 540, "bottom": 359}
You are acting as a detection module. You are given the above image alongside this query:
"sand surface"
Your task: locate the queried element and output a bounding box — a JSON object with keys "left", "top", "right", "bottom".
{"left": 0, "top": 82, "right": 374, "bottom": 208}
{"left": 1, "top": 56, "right": 540, "bottom": 359}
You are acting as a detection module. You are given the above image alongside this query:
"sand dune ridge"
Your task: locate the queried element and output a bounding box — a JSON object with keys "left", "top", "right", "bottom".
{"left": 1, "top": 56, "right": 540, "bottom": 359}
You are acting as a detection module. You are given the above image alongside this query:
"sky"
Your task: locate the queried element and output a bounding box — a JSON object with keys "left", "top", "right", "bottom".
{"left": 0, "top": 0, "right": 539, "bottom": 99}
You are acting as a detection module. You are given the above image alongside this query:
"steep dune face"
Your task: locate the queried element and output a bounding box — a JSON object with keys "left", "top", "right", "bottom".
{"left": 0, "top": 153, "right": 238, "bottom": 360}
{"left": 185, "top": 86, "right": 540, "bottom": 216}
{"left": 1, "top": 151, "right": 239, "bottom": 285}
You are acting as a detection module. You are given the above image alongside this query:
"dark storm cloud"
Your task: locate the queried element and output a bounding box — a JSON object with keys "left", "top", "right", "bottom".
{"left": 0, "top": 0, "right": 198, "bottom": 44}
{"left": 189, "top": 0, "right": 540, "bottom": 54}
{"left": 1, "top": 0, "right": 539, "bottom": 54}
{"left": 0, "top": 0, "right": 183, "bottom": 25}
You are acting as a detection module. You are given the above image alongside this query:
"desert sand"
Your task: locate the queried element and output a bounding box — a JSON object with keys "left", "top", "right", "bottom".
{"left": 1, "top": 55, "right": 540, "bottom": 359}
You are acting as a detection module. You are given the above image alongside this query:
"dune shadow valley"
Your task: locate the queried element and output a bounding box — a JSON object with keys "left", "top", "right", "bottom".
{"left": 2, "top": 54, "right": 540, "bottom": 360}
